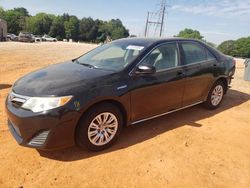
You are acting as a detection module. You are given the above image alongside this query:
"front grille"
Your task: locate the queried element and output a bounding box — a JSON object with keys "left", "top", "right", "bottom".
{"left": 28, "top": 130, "right": 50, "bottom": 147}
{"left": 8, "top": 92, "right": 30, "bottom": 108}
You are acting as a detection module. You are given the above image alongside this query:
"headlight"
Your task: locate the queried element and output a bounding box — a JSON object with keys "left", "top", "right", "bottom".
{"left": 22, "top": 96, "right": 72, "bottom": 113}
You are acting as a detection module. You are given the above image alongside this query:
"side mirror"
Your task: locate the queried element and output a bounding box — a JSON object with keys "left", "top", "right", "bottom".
{"left": 135, "top": 65, "right": 156, "bottom": 75}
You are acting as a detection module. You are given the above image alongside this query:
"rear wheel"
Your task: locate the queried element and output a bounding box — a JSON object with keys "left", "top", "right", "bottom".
{"left": 203, "top": 81, "right": 225, "bottom": 110}
{"left": 76, "top": 103, "right": 123, "bottom": 151}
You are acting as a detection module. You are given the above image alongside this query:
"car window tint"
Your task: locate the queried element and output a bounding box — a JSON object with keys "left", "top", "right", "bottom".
{"left": 92, "top": 46, "right": 125, "bottom": 60}
{"left": 141, "top": 43, "right": 179, "bottom": 71}
{"left": 181, "top": 43, "right": 207, "bottom": 64}
{"left": 206, "top": 49, "right": 216, "bottom": 60}
{"left": 124, "top": 49, "right": 140, "bottom": 63}
{"left": 77, "top": 43, "right": 145, "bottom": 71}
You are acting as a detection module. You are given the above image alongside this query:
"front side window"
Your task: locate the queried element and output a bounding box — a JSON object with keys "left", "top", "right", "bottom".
{"left": 76, "top": 43, "right": 145, "bottom": 71}
{"left": 141, "top": 43, "right": 179, "bottom": 71}
{"left": 181, "top": 43, "right": 207, "bottom": 65}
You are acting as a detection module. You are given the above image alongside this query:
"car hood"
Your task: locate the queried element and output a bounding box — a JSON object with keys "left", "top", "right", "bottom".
{"left": 12, "top": 61, "right": 114, "bottom": 96}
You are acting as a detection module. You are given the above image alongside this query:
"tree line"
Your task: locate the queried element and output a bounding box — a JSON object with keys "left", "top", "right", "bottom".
{"left": 0, "top": 7, "right": 129, "bottom": 42}
{"left": 1, "top": 7, "right": 249, "bottom": 58}
{"left": 176, "top": 28, "right": 250, "bottom": 58}
{"left": 217, "top": 37, "right": 250, "bottom": 58}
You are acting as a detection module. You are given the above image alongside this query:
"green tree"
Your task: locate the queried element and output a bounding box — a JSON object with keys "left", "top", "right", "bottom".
{"left": 0, "top": 7, "right": 5, "bottom": 18}
{"left": 108, "top": 19, "right": 129, "bottom": 40}
{"left": 233, "top": 37, "right": 250, "bottom": 58}
{"left": 79, "top": 17, "right": 98, "bottom": 42}
{"left": 2, "top": 6, "right": 130, "bottom": 42}
{"left": 177, "top": 28, "right": 204, "bottom": 40}
{"left": 64, "top": 16, "right": 79, "bottom": 40}
{"left": 49, "top": 16, "right": 65, "bottom": 40}
{"left": 13, "top": 7, "right": 29, "bottom": 17}
{"left": 94, "top": 19, "right": 129, "bottom": 42}
{"left": 3, "top": 7, "right": 29, "bottom": 34}
{"left": 217, "top": 40, "right": 235, "bottom": 56}
{"left": 218, "top": 37, "right": 250, "bottom": 58}
{"left": 27, "top": 13, "right": 55, "bottom": 35}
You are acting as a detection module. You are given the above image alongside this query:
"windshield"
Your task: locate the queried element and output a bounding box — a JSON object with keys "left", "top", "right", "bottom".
{"left": 76, "top": 42, "right": 145, "bottom": 71}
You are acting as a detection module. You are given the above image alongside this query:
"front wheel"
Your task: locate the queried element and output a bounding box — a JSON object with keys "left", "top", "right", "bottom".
{"left": 76, "top": 103, "right": 123, "bottom": 151}
{"left": 203, "top": 81, "right": 225, "bottom": 110}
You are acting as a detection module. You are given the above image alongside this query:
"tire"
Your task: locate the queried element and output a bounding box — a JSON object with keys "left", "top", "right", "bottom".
{"left": 203, "top": 80, "right": 225, "bottom": 110}
{"left": 76, "top": 103, "right": 123, "bottom": 151}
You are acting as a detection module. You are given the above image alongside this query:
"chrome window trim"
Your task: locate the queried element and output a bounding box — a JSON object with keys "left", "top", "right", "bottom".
{"left": 155, "top": 65, "right": 183, "bottom": 73}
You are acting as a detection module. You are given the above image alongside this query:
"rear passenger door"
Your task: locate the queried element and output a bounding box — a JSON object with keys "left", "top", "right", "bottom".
{"left": 179, "top": 42, "right": 216, "bottom": 106}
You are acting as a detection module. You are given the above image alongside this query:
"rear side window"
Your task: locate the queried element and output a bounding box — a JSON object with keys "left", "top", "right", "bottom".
{"left": 206, "top": 49, "right": 216, "bottom": 60}
{"left": 181, "top": 43, "right": 207, "bottom": 64}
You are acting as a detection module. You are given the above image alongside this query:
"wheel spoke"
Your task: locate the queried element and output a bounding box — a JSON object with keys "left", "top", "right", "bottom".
{"left": 106, "top": 116, "right": 115, "bottom": 124}
{"left": 96, "top": 115, "right": 102, "bottom": 124}
{"left": 89, "top": 130, "right": 98, "bottom": 137}
{"left": 90, "top": 122, "right": 99, "bottom": 129}
{"left": 106, "top": 122, "right": 117, "bottom": 128}
{"left": 88, "top": 112, "right": 118, "bottom": 146}
{"left": 99, "top": 134, "right": 105, "bottom": 144}
{"left": 103, "top": 131, "right": 109, "bottom": 141}
{"left": 211, "top": 85, "right": 224, "bottom": 106}
{"left": 103, "top": 113, "right": 109, "bottom": 124}
{"left": 92, "top": 134, "right": 100, "bottom": 143}
{"left": 106, "top": 128, "right": 115, "bottom": 135}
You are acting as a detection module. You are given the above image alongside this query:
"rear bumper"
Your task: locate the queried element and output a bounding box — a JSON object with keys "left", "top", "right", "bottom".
{"left": 5, "top": 96, "right": 79, "bottom": 150}
{"left": 18, "top": 38, "right": 32, "bottom": 42}
{"left": 227, "top": 65, "right": 235, "bottom": 87}
{"left": 227, "top": 76, "right": 233, "bottom": 86}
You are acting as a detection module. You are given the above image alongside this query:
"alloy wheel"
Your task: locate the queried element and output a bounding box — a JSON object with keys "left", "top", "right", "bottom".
{"left": 211, "top": 85, "right": 224, "bottom": 106}
{"left": 88, "top": 112, "right": 118, "bottom": 146}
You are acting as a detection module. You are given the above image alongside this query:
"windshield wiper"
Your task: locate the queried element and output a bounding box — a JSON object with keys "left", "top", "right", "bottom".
{"left": 80, "top": 63, "right": 98, "bottom": 69}
{"left": 73, "top": 59, "right": 98, "bottom": 69}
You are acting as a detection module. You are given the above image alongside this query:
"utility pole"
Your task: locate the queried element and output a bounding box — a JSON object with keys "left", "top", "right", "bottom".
{"left": 159, "top": 1, "right": 166, "bottom": 37}
{"left": 144, "top": 0, "right": 168, "bottom": 37}
{"left": 145, "top": 12, "right": 150, "bottom": 37}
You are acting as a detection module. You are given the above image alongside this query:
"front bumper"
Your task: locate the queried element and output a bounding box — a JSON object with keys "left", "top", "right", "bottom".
{"left": 5, "top": 95, "right": 80, "bottom": 150}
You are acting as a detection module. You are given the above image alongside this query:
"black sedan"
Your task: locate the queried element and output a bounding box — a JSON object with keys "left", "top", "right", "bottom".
{"left": 5, "top": 38, "right": 236, "bottom": 151}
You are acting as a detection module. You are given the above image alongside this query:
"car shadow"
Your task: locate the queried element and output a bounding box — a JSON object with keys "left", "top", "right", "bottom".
{"left": 38, "top": 89, "right": 250, "bottom": 161}
{"left": 0, "top": 84, "right": 12, "bottom": 90}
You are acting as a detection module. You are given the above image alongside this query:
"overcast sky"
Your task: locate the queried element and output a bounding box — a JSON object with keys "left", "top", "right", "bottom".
{"left": 1, "top": 0, "right": 250, "bottom": 44}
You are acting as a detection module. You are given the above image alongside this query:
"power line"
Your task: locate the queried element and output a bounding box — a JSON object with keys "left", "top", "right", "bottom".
{"left": 145, "top": 0, "right": 169, "bottom": 37}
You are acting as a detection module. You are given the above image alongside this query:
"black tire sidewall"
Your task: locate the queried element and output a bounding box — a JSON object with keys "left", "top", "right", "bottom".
{"left": 76, "top": 103, "right": 123, "bottom": 151}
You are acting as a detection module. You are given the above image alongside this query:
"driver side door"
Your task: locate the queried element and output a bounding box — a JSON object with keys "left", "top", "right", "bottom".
{"left": 129, "top": 42, "right": 186, "bottom": 122}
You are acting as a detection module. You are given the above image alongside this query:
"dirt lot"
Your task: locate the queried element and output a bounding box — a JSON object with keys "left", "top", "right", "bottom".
{"left": 0, "top": 42, "right": 250, "bottom": 188}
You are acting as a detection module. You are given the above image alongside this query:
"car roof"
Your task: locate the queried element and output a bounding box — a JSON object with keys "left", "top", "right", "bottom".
{"left": 114, "top": 37, "right": 202, "bottom": 47}
{"left": 115, "top": 37, "right": 224, "bottom": 62}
